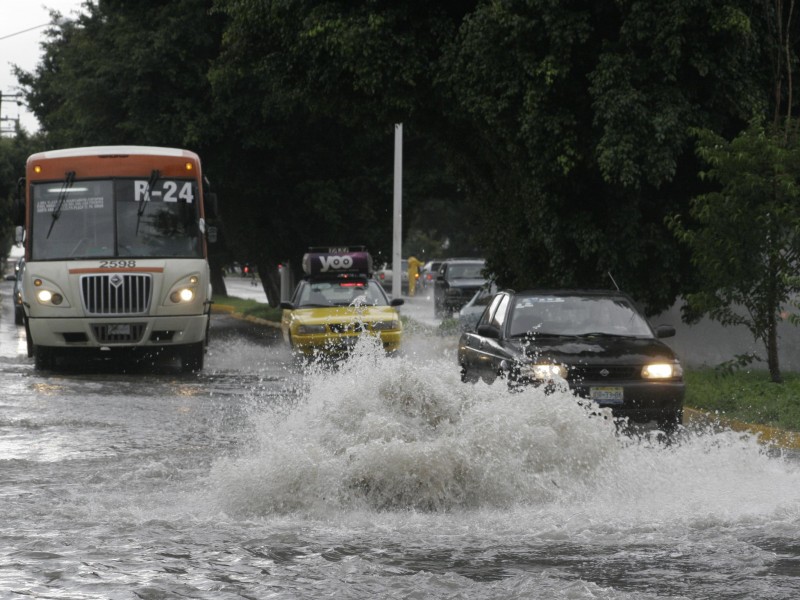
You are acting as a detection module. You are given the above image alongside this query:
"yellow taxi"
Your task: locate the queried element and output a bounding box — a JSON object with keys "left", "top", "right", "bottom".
{"left": 280, "top": 249, "right": 404, "bottom": 358}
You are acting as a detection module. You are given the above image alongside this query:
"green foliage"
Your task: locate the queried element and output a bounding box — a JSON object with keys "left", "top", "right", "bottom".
{"left": 10, "top": 0, "right": 788, "bottom": 316}
{"left": 0, "top": 132, "right": 47, "bottom": 266}
{"left": 671, "top": 120, "right": 800, "bottom": 381}
{"left": 685, "top": 369, "right": 800, "bottom": 432}
{"left": 436, "top": 0, "right": 766, "bottom": 313}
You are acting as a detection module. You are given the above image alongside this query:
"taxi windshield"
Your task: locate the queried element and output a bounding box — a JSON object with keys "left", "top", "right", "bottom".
{"left": 297, "top": 279, "right": 389, "bottom": 307}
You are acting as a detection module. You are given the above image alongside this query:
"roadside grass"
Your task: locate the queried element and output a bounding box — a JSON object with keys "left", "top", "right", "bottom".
{"left": 212, "top": 295, "right": 283, "bottom": 322}
{"left": 685, "top": 369, "right": 800, "bottom": 432}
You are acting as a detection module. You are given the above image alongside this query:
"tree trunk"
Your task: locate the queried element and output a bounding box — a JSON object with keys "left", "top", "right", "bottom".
{"left": 257, "top": 260, "right": 281, "bottom": 307}
{"left": 208, "top": 253, "right": 228, "bottom": 298}
{"left": 767, "top": 313, "right": 783, "bottom": 383}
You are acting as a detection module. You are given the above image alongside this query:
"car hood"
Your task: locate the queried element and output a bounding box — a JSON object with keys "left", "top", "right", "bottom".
{"left": 447, "top": 278, "right": 486, "bottom": 289}
{"left": 285, "top": 305, "right": 400, "bottom": 325}
{"left": 512, "top": 336, "right": 677, "bottom": 363}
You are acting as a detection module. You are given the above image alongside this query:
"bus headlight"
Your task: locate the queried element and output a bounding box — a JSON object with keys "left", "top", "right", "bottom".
{"left": 33, "top": 280, "right": 70, "bottom": 307}
{"left": 170, "top": 288, "right": 195, "bottom": 303}
{"left": 165, "top": 273, "right": 203, "bottom": 305}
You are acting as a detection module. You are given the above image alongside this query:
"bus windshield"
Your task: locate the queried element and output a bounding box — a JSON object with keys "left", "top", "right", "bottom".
{"left": 31, "top": 177, "right": 202, "bottom": 260}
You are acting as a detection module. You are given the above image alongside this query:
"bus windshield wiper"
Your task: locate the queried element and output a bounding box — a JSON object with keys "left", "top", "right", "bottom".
{"left": 136, "top": 169, "right": 160, "bottom": 234}
{"left": 46, "top": 171, "right": 76, "bottom": 239}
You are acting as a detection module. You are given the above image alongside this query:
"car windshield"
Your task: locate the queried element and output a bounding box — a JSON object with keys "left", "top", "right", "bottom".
{"left": 508, "top": 295, "right": 653, "bottom": 338}
{"left": 447, "top": 263, "right": 484, "bottom": 279}
{"left": 297, "top": 279, "right": 389, "bottom": 307}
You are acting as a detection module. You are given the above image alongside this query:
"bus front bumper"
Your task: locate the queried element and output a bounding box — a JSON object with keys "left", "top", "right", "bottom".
{"left": 26, "top": 314, "right": 209, "bottom": 348}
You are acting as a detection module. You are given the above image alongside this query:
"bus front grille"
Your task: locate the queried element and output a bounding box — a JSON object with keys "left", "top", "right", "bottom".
{"left": 91, "top": 323, "right": 146, "bottom": 344}
{"left": 80, "top": 274, "right": 153, "bottom": 315}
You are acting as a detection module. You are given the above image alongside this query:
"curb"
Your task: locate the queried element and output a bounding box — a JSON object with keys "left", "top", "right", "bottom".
{"left": 685, "top": 407, "right": 800, "bottom": 450}
{"left": 211, "top": 303, "right": 282, "bottom": 329}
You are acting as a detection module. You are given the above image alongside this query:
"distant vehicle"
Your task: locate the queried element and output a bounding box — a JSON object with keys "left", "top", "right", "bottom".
{"left": 13, "top": 257, "right": 25, "bottom": 325}
{"left": 433, "top": 258, "right": 487, "bottom": 317}
{"left": 419, "top": 259, "right": 443, "bottom": 290}
{"left": 457, "top": 282, "right": 497, "bottom": 330}
{"left": 281, "top": 247, "right": 404, "bottom": 359}
{"left": 457, "top": 289, "right": 685, "bottom": 431}
{"left": 376, "top": 259, "right": 408, "bottom": 294}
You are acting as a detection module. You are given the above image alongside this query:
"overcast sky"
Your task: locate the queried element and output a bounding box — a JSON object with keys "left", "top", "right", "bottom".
{"left": 1, "top": 0, "right": 85, "bottom": 133}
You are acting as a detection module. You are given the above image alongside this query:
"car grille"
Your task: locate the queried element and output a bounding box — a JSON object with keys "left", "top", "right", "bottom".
{"left": 91, "top": 323, "right": 146, "bottom": 344}
{"left": 328, "top": 323, "right": 364, "bottom": 333}
{"left": 568, "top": 364, "right": 642, "bottom": 382}
{"left": 80, "top": 274, "right": 152, "bottom": 315}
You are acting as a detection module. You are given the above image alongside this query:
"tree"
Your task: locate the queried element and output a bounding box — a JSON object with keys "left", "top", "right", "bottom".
{"left": 207, "top": 0, "right": 477, "bottom": 304}
{"left": 436, "top": 0, "right": 766, "bottom": 313}
{"left": 670, "top": 122, "right": 800, "bottom": 382}
{"left": 668, "top": 1, "right": 800, "bottom": 382}
{"left": 16, "top": 0, "right": 230, "bottom": 294}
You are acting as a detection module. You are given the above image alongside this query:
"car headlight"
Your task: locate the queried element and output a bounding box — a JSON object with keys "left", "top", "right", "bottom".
{"left": 642, "top": 362, "right": 683, "bottom": 379}
{"left": 296, "top": 324, "right": 327, "bottom": 335}
{"left": 371, "top": 319, "right": 400, "bottom": 331}
{"left": 520, "top": 363, "right": 568, "bottom": 380}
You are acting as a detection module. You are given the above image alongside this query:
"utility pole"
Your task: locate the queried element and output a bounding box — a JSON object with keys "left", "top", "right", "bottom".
{"left": 392, "top": 123, "right": 403, "bottom": 299}
{"left": 1, "top": 93, "right": 22, "bottom": 136}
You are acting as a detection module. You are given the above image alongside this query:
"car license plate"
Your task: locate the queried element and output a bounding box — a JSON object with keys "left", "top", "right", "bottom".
{"left": 590, "top": 386, "right": 623, "bottom": 404}
{"left": 108, "top": 324, "right": 131, "bottom": 336}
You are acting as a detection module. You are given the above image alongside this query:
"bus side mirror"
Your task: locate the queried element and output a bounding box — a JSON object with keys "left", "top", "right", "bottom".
{"left": 204, "top": 192, "right": 218, "bottom": 219}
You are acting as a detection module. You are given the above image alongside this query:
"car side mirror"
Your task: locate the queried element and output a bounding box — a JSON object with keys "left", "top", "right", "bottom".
{"left": 279, "top": 301, "right": 294, "bottom": 310}
{"left": 477, "top": 323, "right": 501, "bottom": 339}
{"left": 654, "top": 324, "right": 676, "bottom": 339}
{"left": 390, "top": 298, "right": 404, "bottom": 307}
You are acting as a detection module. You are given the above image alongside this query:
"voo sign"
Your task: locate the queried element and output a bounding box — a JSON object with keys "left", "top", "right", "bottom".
{"left": 318, "top": 255, "right": 354, "bottom": 272}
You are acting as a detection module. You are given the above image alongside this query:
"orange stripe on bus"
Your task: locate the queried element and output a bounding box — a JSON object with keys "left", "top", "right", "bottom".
{"left": 68, "top": 267, "right": 165, "bottom": 274}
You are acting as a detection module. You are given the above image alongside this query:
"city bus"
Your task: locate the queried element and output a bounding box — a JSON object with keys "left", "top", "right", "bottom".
{"left": 16, "top": 146, "right": 215, "bottom": 371}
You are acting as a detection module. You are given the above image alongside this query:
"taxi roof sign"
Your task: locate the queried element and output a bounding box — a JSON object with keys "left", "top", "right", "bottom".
{"left": 302, "top": 247, "right": 373, "bottom": 277}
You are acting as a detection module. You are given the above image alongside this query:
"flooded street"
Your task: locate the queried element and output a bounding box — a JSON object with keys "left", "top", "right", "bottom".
{"left": 1, "top": 279, "right": 799, "bottom": 599}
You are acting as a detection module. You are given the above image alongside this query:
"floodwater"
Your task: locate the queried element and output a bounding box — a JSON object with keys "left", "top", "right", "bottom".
{"left": 1, "top": 293, "right": 799, "bottom": 598}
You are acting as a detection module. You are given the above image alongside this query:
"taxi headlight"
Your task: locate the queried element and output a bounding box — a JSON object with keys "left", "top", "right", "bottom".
{"left": 371, "top": 320, "right": 400, "bottom": 331}
{"left": 642, "top": 362, "right": 682, "bottom": 379}
{"left": 296, "top": 324, "right": 326, "bottom": 335}
{"left": 521, "top": 363, "right": 568, "bottom": 380}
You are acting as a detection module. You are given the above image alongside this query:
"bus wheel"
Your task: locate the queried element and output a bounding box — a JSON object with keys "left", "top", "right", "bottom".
{"left": 180, "top": 342, "right": 205, "bottom": 373}
{"left": 34, "top": 346, "right": 54, "bottom": 370}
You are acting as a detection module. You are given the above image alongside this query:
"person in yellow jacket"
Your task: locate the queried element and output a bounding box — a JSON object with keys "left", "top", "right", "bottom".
{"left": 406, "top": 255, "right": 424, "bottom": 297}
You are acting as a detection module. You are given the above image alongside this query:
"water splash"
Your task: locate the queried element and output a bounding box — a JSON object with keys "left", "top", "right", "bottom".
{"left": 208, "top": 336, "right": 625, "bottom": 515}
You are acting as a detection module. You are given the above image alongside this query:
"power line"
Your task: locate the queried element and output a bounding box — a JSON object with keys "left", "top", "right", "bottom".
{"left": 0, "top": 23, "right": 51, "bottom": 42}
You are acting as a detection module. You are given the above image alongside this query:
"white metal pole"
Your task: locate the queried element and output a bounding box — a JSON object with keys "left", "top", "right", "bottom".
{"left": 392, "top": 123, "right": 403, "bottom": 298}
